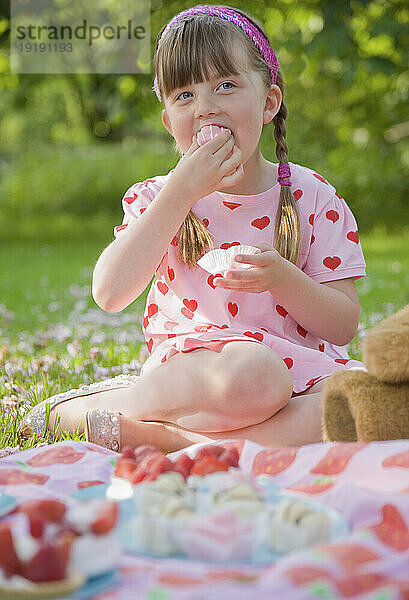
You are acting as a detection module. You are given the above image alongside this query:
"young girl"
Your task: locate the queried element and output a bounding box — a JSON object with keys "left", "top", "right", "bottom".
{"left": 22, "top": 5, "right": 366, "bottom": 452}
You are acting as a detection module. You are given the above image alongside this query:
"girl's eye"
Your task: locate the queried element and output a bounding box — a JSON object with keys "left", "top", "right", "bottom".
{"left": 177, "top": 91, "right": 193, "bottom": 101}
{"left": 176, "top": 82, "right": 234, "bottom": 101}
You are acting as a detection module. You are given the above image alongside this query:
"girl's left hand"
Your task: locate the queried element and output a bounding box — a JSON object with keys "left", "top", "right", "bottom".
{"left": 213, "top": 242, "right": 286, "bottom": 293}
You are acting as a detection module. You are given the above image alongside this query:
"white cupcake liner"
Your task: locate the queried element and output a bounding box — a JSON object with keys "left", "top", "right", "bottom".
{"left": 197, "top": 245, "right": 261, "bottom": 275}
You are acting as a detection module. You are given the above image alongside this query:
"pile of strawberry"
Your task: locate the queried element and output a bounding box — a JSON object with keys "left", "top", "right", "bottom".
{"left": 0, "top": 499, "right": 118, "bottom": 583}
{"left": 115, "top": 444, "right": 240, "bottom": 484}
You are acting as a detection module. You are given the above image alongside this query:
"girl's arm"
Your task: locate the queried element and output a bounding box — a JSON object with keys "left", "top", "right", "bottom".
{"left": 92, "top": 180, "right": 194, "bottom": 312}
{"left": 268, "top": 259, "right": 360, "bottom": 346}
{"left": 217, "top": 248, "right": 360, "bottom": 346}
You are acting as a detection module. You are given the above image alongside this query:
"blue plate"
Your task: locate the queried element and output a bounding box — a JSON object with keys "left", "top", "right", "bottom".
{"left": 72, "top": 569, "right": 118, "bottom": 599}
{"left": 0, "top": 493, "right": 17, "bottom": 518}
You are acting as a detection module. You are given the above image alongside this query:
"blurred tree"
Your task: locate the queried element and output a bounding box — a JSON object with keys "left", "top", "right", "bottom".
{"left": 0, "top": 0, "right": 407, "bottom": 232}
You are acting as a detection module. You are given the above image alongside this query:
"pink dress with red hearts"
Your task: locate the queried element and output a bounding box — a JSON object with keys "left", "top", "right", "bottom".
{"left": 113, "top": 162, "right": 366, "bottom": 394}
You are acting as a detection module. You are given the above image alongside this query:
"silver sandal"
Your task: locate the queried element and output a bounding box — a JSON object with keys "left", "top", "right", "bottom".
{"left": 20, "top": 374, "right": 140, "bottom": 440}
{"left": 85, "top": 409, "right": 122, "bottom": 452}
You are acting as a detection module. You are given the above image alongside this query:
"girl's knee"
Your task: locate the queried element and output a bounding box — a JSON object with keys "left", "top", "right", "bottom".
{"left": 217, "top": 343, "right": 292, "bottom": 423}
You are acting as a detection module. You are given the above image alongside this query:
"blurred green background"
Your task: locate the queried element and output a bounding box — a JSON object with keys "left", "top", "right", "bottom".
{"left": 0, "top": 0, "right": 408, "bottom": 340}
{"left": 1, "top": 0, "right": 408, "bottom": 241}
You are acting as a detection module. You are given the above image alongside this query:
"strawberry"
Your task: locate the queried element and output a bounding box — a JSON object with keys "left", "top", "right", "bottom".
{"left": 288, "top": 478, "right": 335, "bottom": 495}
{"left": 382, "top": 449, "right": 409, "bottom": 469}
{"left": 145, "top": 455, "right": 174, "bottom": 481}
{"left": 310, "top": 443, "right": 366, "bottom": 475}
{"left": 114, "top": 457, "right": 138, "bottom": 480}
{"left": 0, "top": 523, "right": 20, "bottom": 578}
{"left": 27, "top": 446, "right": 85, "bottom": 467}
{"left": 194, "top": 445, "right": 225, "bottom": 462}
{"left": 191, "top": 457, "right": 229, "bottom": 476}
{"left": 20, "top": 533, "right": 73, "bottom": 582}
{"left": 369, "top": 504, "right": 409, "bottom": 551}
{"left": 90, "top": 502, "right": 119, "bottom": 535}
{"left": 28, "top": 514, "right": 45, "bottom": 539}
{"left": 133, "top": 445, "right": 161, "bottom": 465}
{"left": 219, "top": 447, "right": 239, "bottom": 468}
{"left": 252, "top": 448, "right": 298, "bottom": 476}
{"left": 284, "top": 565, "right": 332, "bottom": 585}
{"left": 139, "top": 450, "right": 166, "bottom": 471}
{"left": 172, "top": 454, "right": 194, "bottom": 480}
{"left": 18, "top": 500, "right": 67, "bottom": 524}
{"left": 121, "top": 446, "right": 136, "bottom": 459}
{"left": 320, "top": 543, "right": 379, "bottom": 569}
{"left": 130, "top": 466, "right": 149, "bottom": 484}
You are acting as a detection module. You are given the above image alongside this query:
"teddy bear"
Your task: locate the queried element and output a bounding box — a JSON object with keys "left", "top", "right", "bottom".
{"left": 321, "top": 304, "right": 409, "bottom": 442}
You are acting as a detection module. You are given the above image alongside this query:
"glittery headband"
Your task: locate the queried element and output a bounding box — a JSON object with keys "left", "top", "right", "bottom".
{"left": 152, "top": 5, "right": 279, "bottom": 103}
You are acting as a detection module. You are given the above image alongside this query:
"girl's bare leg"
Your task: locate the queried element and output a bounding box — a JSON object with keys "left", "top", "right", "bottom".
{"left": 118, "top": 379, "right": 326, "bottom": 452}
{"left": 50, "top": 342, "right": 325, "bottom": 451}
{"left": 50, "top": 341, "right": 293, "bottom": 435}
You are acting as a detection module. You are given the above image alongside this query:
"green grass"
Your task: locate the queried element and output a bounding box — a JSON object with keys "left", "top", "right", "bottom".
{"left": 1, "top": 230, "right": 408, "bottom": 452}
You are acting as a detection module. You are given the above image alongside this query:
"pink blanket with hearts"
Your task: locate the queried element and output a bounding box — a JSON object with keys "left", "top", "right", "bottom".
{"left": 1, "top": 439, "right": 408, "bottom": 599}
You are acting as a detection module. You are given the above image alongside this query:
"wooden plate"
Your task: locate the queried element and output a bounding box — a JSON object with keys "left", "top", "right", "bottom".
{"left": 0, "top": 572, "right": 85, "bottom": 600}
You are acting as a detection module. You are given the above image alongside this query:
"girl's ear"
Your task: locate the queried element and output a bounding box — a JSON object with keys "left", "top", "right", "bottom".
{"left": 263, "top": 85, "right": 282, "bottom": 125}
{"left": 161, "top": 109, "right": 173, "bottom": 136}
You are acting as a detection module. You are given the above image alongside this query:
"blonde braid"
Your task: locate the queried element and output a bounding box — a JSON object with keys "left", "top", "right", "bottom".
{"left": 272, "top": 76, "right": 301, "bottom": 264}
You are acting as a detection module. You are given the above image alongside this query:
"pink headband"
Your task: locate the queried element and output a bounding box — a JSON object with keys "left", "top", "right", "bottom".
{"left": 153, "top": 5, "right": 292, "bottom": 188}
{"left": 153, "top": 5, "right": 279, "bottom": 103}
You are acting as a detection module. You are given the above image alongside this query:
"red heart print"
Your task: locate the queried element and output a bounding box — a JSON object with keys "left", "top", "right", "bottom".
{"left": 283, "top": 357, "right": 293, "bottom": 369}
{"left": 276, "top": 305, "right": 288, "bottom": 318}
{"left": 244, "top": 331, "right": 264, "bottom": 342}
{"left": 194, "top": 324, "right": 213, "bottom": 332}
{"left": 167, "top": 267, "right": 175, "bottom": 281}
{"left": 297, "top": 324, "right": 308, "bottom": 338}
{"left": 202, "top": 218, "right": 209, "bottom": 227}
{"left": 114, "top": 224, "right": 128, "bottom": 233}
{"left": 140, "top": 207, "right": 146, "bottom": 214}
{"left": 143, "top": 179, "right": 157, "bottom": 186}
{"left": 335, "top": 358, "right": 350, "bottom": 364}
{"left": 228, "top": 302, "right": 238, "bottom": 318}
{"left": 313, "top": 173, "right": 328, "bottom": 185}
{"left": 164, "top": 321, "right": 177, "bottom": 330}
{"left": 181, "top": 307, "right": 194, "bottom": 319}
{"left": 213, "top": 324, "right": 229, "bottom": 329}
{"left": 309, "top": 214, "right": 314, "bottom": 226}
{"left": 293, "top": 189, "right": 303, "bottom": 201}
{"left": 323, "top": 256, "right": 341, "bottom": 271}
{"left": 208, "top": 273, "right": 223, "bottom": 289}
{"left": 347, "top": 231, "right": 359, "bottom": 244}
{"left": 157, "top": 282, "right": 169, "bottom": 295}
{"left": 167, "top": 333, "right": 176, "bottom": 339}
{"left": 183, "top": 298, "right": 198, "bottom": 312}
{"left": 223, "top": 201, "right": 242, "bottom": 210}
{"left": 147, "top": 339, "right": 153, "bottom": 353}
{"left": 143, "top": 316, "right": 149, "bottom": 328}
{"left": 306, "top": 376, "right": 323, "bottom": 387}
{"left": 147, "top": 303, "right": 158, "bottom": 318}
{"left": 251, "top": 216, "right": 270, "bottom": 230}
{"left": 161, "top": 355, "right": 167, "bottom": 363}
{"left": 260, "top": 327, "right": 268, "bottom": 333}
{"left": 124, "top": 192, "right": 138, "bottom": 204}
{"left": 220, "top": 242, "right": 240, "bottom": 250}
{"left": 326, "top": 210, "right": 339, "bottom": 223}
{"left": 311, "top": 235, "right": 315, "bottom": 245}
{"left": 171, "top": 236, "right": 178, "bottom": 246}
{"left": 319, "top": 343, "right": 324, "bottom": 352}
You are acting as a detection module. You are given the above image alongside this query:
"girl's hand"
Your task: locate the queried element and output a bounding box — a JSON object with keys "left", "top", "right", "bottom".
{"left": 213, "top": 242, "right": 286, "bottom": 293}
{"left": 169, "top": 130, "right": 244, "bottom": 208}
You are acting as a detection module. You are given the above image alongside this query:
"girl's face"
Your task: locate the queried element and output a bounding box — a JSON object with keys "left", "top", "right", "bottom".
{"left": 161, "top": 56, "right": 282, "bottom": 165}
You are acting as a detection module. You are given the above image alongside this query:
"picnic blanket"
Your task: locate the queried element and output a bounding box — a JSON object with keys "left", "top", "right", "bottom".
{"left": 0, "top": 439, "right": 409, "bottom": 599}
